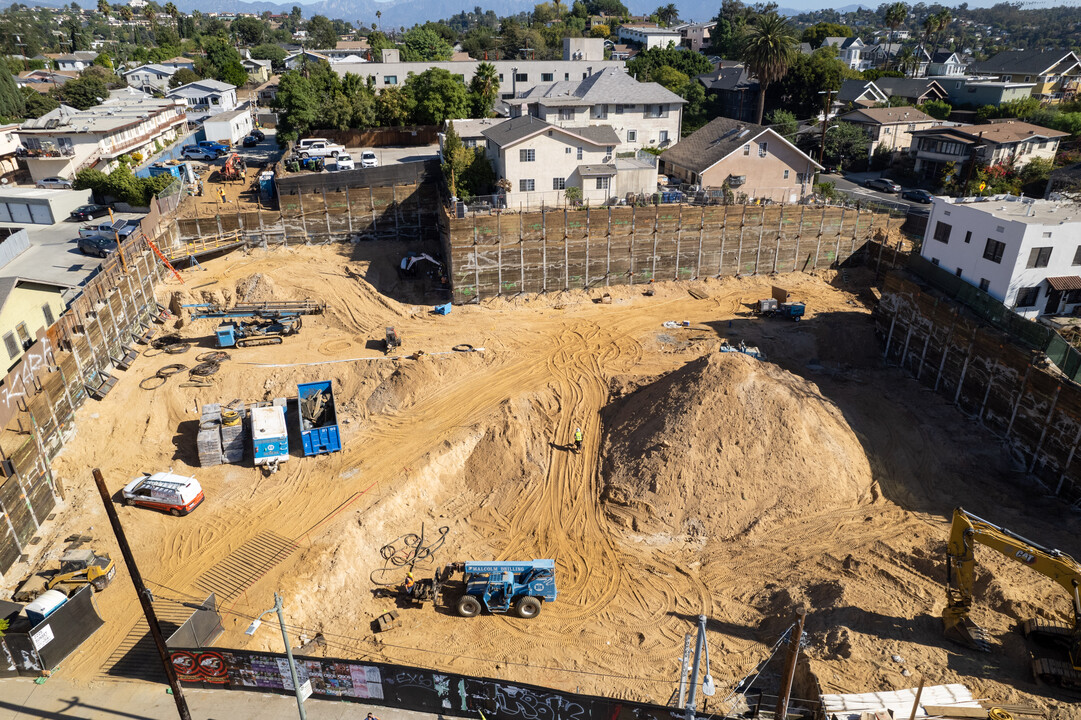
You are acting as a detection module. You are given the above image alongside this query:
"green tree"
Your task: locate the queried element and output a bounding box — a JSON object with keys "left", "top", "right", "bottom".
{"left": 650, "top": 65, "right": 689, "bottom": 93}
{"left": 655, "top": 3, "right": 678, "bottom": 25}
{"left": 96, "top": 0, "right": 109, "bottom": 17}
{"left": 92, "top": 52, "right": 113, "bottom": 69}
{"left": 232, "top": 16, "right": 267, "bottom": 46}
{"left": 681, "top": 80, "right": 709, "bottom": 133}
{"left": 772, "top": 47, "right": 847, "bottom": 119}
{"left": 305, "top": 15, "right": 338, "bottom": 49}
{"left": 766, "top": 108, "right": 797, "bottom": 139}
{"left": 741, "top": 12, "right": 797, "bottom": 124}
{"left": 468, "top": 61, "right": 499, "bottom": 118}
{"left": 251, "top": 43, "right": 287, "bottom": 66}
{"left": 627, "top": 45, "right": 712, "bottom": 81}
{"left": 55, "top": 74, "right": 110, "bottom": 110}
{"left": 590, "top": 24, "right": 611, "bottom": 39}
{"left": 823, "top": 122, "right": 869, "bottom": 169}
{"left": 21, "top": 87, "right": 59, "bottom": 118}
{"left": 442, "top": 120, "right": 469, "bottom": 197}
{"left": 367, "top": 30, "right": 396, "bottom": 59}
{"left": 884, "top": 2, "right": 908, "bottom": 41}
{"left": 400, "top": 26, "right": 454, "bottom": 62}
{"left": 800, "top": 22, "right": 853, "bottom": 49}
{"left": 168, "top": 68, "right": 200, "bottom": 88}
{"left": 404, "top": 68, "right": 469, "bottom": 124}
{"left": 0, "top": 68, "right": 26, "bottom": 119}
{"left": 274, "top": 71, "right": 320, "bottom": 140}
{"left": 203, "top": 38, "right": 248, "bottom": 87}
{"left": 917, "top": 98, "right": 951, "bottom": 120}
{"left": 462, "top": 26, "right": 498, "bottom": 59}
{"left": 375, "top": 85, "right": 414, "bottom": 126}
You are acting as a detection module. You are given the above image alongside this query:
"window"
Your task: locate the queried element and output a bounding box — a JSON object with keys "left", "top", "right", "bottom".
{"left": 931, "top": 257, "right": 940, "bottom": 265}
{"left": 627, "top": 129, "right": 637, "bottom": 142}
{"left": 577, "top": 146, "right": 583, "bottom": 160}
{"left": 659, "top": 130, "right": 669, "bottom": 143}
{"left": 596, "top": 177, "right": 610, "bottom": 190}
{"left": 553, "top": 177, "right": 565, "bottom": 190}
{"left": 565, "top": 147, "right": 572, "bottom": 154}
{"left": 515, "top": 72, "right": 528, "bottom": 82}
{"left": 783, "top": 170, "right": 790, "bottom": 179}
{"left": 932, "top": 221, "right": 952, "bottom": 243}
{"left": 1028, "top": 247, "right": 1052, "bottom": 268}
{"left": 757, "top": 142, "right": 768, "bottom": 157}
{"left": 519, "top": 179, "right": 535, "bottom": 191}
{"left": 955, "top": 267, "right": 963, "bottom": 277}
{"left": 606, "top": 146, "right": 613, "bottom": 155}
{"left": 15, "top": 322, "right": 30, "bottom": 345}
{"left": 2, "top": 332, "right": 16, "bottom": 360}
{"left": 743, "top": 144, "right": 750, "bottom": 156}
{"left": 979, "top": 278, "right": 990, "bottom": 292}
{"left": 616, "top": 104, "right": 624, "bottom": 114}
{"left": 1024, "top": 75, "right": 1031, "bottom": 82}
{"left": 1074, "top": 245, "right": 1081, "bottom": 266}
{"left": 519, "top": 148, "right": 536, "bottom": 162}
{"left": 995, "top": 225, "right": 1005, "bottom": 233}
{"left": 499, "top": 74, "right": 504, "bottom": 81}
{"left": 964, "top": 230, "right": 972, "bottom": 244}
{"left": 646, "top": 104, "right": 668, "bottom": 118}
{"left": 592, "top": 104, "right": 608, "bottom": 120}
{"left": 983, "top": 238, "right": 1006, "bottom": 263}
{"left": 541, "top": 73, "right": 553, "bottom": 82}
{"left": 42, "top": 303, "right": 54, "bottom": 326}
{"left": 1016, "top": 286, "right": 1041, "bottom": 307}
{"left": 559, "top": 108, "right": 574, "bottom": 121}
{"left": 564, "top": 73, "right": 569, "bottom": 81}
{"left": 1043, "top": 231, "right": 1053, "bottom": 238}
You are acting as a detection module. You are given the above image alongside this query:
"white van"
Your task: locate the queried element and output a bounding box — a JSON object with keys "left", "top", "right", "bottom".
{"left": 122, "top": 472, "right": 204, "bottom": 517}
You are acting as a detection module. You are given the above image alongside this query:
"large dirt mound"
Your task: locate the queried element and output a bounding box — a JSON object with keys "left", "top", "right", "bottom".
{"left": 600, "top": 353, "right": 874, "bottom": 540}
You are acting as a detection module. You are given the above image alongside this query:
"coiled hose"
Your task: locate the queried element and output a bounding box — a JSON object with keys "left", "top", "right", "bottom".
{"left": 369, "top": 524, "right": 450, "bottom": 586}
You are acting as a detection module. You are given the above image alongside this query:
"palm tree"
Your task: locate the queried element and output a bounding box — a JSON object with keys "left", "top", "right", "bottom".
{"left": 884, "top": 2, "right": 907, "bottom": 41}
{"left": 933, "top": 8, "right": 952, "bottom": 48}
{"left": 96, "top": 0, "right": 109, "bottom": 19}
{"left": 894, "top": 45, "right": 917, "bottom": 76}
{"left": 469, "top": 61, "right": 499, "bottom": 116}
{"left": 374, "top": 9, "right": 381, "bottom": 29}
{"left": 655, "top": 3, "right": 678, "bottom": 26}
{"left": 740, "top": 12, "right": 796, "bottom": 125}
{"left": 164, "top": 2, "right": 178, "bottom": 31}
{"left": 553, "top": 0, "right": 564, "bottom": 18}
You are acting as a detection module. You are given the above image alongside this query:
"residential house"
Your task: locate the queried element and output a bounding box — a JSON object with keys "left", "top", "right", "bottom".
{"left": 128, "top": 0, "right": 148, "bottom": 8}
{"left": 54, "top": 51, "right": 98, "bottom": 72}
{"left": 872, "top": 78, "right": 948, "bottom": 106}
{"left": 122, "top": 64, "right": 177, "bottom": 93}
{"left": 837, "top": 79, "right": 888, "bottom": 108}
{"left": 445, "top": 118, "right": 508, "bottom": 149}
{"left": 18, "top": 96, "right": 187, "bottom": 182}
{"left": 836, "top": 106, "right": 939, "bottom": 156}
{"left": 254, "top": 80, "right": 278, "bottom": 106}
{"left": 674, "top": 21, "right": 715, "bottom": 52}
{"left": 609, "top": 44, "right": 637, "bottom": 61}
{"left": 970, "top": 49, "right": 1081, "bottom": 103}
{"left": 911, "top": 120, "right": 1067, "bottom": 180}
{"left": 160, "top": 56, "right": 196, "bottom": 72}
{"left": 920, "top": 194, "right": 1081, "bottom": 317}
{"left": 822, "top": 37, "right": 869, "bottom": 71}
{"left": 284, "top": 51, "right": 331, "bottom": 70}
{"left": 697, "top": 64, "right": 760, "bottom": 123}
{"left": 15, "top": 69, "right": 77, "bottom": 94}
{"left": 242, "top": 58, "right": 272, "bottom": 83}
{"left": 616, "top": 22, "right": 682, "bottom": 50}
{"left": 926, "top": 50, "right": 966, "bottom": 77}
{"left": 0, "top": 278, "right": 74, "bottom": 371}
{"left": 480, "top": 114, "right": 657, "bottom": 208}
{"left": 166, "top": 80, "right": 238, "bottom": 119}
{"left": 202, "top": 107, "right": 253, "bottom": 146}
{"left": 938, "top": 77, "right": 1037, "bottom": 108}
{"left": 659, "top": 116, "right": 823, "bottom": 204}
{"left": 511, "top": 67, "right": 685, "bottom": 153}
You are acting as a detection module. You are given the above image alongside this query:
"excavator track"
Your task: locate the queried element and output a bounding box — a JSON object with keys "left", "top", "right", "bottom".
{"left": 1032, "top": 656, "right": 1081, "bottom": 690}
{"left": 1023, "top": 617, "right": 1076, "bottom": 645}
{"left": 236, "top": 335, "right": 284, "bottom": 348}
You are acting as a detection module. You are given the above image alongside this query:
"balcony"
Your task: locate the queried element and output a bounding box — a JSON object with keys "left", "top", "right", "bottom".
{"left": 21, "top": 145, "right": 75, "bottom": 158}
{"left": 103, "top": 116, "right": 185, "bottom": 157}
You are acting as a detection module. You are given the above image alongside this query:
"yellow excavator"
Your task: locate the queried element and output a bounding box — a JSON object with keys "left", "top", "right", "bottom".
{"left": 942, "top": 507, "right": 1081, "bottom": 688}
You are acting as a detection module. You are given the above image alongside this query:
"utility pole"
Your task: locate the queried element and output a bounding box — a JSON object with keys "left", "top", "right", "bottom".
{"left": 773, "top": 608, "right": 807, "bottom": 720}
{"left": 818, "top": 89, "right": 834, "bottom": 166}
{"left": 248, "top": 594, "right": 307, "bottom": 720}
{"left": 683, "top": 615, "right": 713, "bottom": 720}
{"left": 91, "top": 469, "right": 191, "bottom": 720}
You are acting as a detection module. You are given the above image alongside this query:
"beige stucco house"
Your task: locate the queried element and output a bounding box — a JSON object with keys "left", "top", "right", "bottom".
{"left": 911, "top": 120, "right": 1067, "bottom": 180}
{"left": 836, "top": 106, "right": 939, "bottom": 156}
{"left": 659, "top": 117, "right": 822, "bottom": 204}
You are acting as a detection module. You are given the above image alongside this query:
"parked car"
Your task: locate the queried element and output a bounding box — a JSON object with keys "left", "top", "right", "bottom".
{"left": 865, "top": 177, "right": 902, "bottom": 193}
{"left": 121, "top": 472, "right": 204, "bottom": 516}
{"left": 360, "top": 150, "right": 378, "bottom": 168}
{"left": 249, "top": 128, "right": 266, "bottom": 141}
{"left": 242, "top": 135, "right": 260, "bottom": 148}
{"left": 298, "top": 140, "right": 345, "bottom": 159}
{"left": 36, "top": 176, "right": 73, "bottom": 189}
{"left": 335, "top": 153, "right": 355, "bottom": 171}
{"left": 79, "top": 218, "right": 139, "bottom": 240}
{"left": 181, "top": 146, "right": 218, "bottom": 160}
{"left": 298, "top": 138, "right": 330, "bottom": 149}
{"left": 198, "top": 140, "right": 229, "bottom": 154}
{"left": 77, "top": 235, "right": 118, "bottom": 258}
{"left": 901, "top": 189, "right": 934, "bottom": 204}
{"left": 69, "top": 204, "right": 110, "bottom": 221}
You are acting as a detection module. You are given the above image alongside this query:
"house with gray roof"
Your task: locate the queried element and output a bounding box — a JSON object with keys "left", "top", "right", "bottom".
{"left": 166, "top": 79, "right": 238, "bottom": 119}
{"left": 872, "top": 78, "right": 948, "bottom": 105}
{"left": 511, "top": 67, "right": 685, "bottom": 153}
{"left": 480, "top": 114, "right": 657, "bottom": 209}
{"left": 122, "top": 63, "right": 177, "bottom": 93}
{"left": 697, "top": 64, "right": 759, "bottom": 123}
{"left": 659, "top": 116, "right": 821, "bottom": 204}
{"left": 970, "top": 49, "right": 1081, "bottom": 104}
{"left": 837, "top": 79, "right": 888, "bottom": 108}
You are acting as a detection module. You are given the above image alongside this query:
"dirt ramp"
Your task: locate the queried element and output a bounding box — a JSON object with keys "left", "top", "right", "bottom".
{"left": 600, "top": 353, "right": 874, "bottom": 540}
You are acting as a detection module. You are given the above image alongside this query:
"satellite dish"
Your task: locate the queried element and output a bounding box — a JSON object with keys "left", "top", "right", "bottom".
{"left": 702, "top": 675, "right": 715, "bottom": 697}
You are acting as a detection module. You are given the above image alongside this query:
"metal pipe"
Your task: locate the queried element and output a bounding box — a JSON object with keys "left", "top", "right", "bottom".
{"left": 685, "top": 614, "right": 706, "bottom": 719}
{"left": 773, "top": 608, "right": 806, "bottom": 720}
{"left": 275, "top": 592, "right": 308, "bottom": 720}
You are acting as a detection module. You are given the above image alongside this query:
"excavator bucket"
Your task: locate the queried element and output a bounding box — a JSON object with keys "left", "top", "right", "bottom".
{"left": 943, "top": 610, "right": 992, "bottom": 652}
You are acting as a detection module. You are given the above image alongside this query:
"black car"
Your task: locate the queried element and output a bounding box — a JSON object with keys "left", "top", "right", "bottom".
{"left": 249, "top": 128, "right": 265, "bottom": 141}
{"left": 242, "top": 135, "right": 260, "bottom": 147}
{"left": 69, "top": 204, "right": 110, "bottom": 221}
{"left": 865, "top": 177, "right": 902, "bottom": 193}
{"left": 77, "top": 235, "right": 117, "bottom": 258}
{"left": 901, "top": 189, "right": 934, "bottom": 204}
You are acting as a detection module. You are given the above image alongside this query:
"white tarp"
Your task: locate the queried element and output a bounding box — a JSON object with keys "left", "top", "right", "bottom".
{"left": 821, "top": 683, "right": 981, "bottom": 720}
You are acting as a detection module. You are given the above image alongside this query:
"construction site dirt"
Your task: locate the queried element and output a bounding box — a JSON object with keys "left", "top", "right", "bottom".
{"left": 21, "top": 242, "right": 1080, "bottom": 719}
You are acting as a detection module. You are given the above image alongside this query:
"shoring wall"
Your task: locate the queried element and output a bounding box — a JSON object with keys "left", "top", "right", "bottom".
{"left": 441, "top": 204, "right": 896, "bottom": 303}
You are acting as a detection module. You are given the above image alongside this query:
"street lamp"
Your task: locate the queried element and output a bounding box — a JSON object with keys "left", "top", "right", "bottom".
{"left": 247, "top": 593, "right": 307, "bottom": 720}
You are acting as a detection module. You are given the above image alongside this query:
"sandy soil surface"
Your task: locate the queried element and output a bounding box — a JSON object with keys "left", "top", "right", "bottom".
{"left": 179, "top": 165, "right": 269, "bottom": 218}
{"left": 17, "top": 242, "right": 1081, "bottom": 718}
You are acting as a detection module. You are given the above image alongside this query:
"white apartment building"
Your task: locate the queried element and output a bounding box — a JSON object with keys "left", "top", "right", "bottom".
{"left": 166, "top": 80, "right": 238, "bottom": 119}
{"left": 511, "top": 67, "right": 684, "bottom": 154}
{"left": 481, "top": 115, "right": 657, "bottom": 209}
{"left": 822, "top": 37, "right": 870, "bottom": 71}
{"left": 123, "top": 63, "right": 177, "bottom": 93}
{"left": 617, "top": 23, "right": 682, "bottom": 50}
{"left": 920, "top": 194, "right": 1081, "bottom": 317}
{"left": 18, "top": 97, "right": 187, "bottom": 182}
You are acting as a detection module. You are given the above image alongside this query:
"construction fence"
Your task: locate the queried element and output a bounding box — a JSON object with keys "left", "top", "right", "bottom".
{"left": 441, "top": 203, "right": 899, "bottom": 303}
{"left": 0, "top": 230, "right": 165, "bottom": 579}
{"left": 876, "top": 268, "right": 1081, "bottom": 506}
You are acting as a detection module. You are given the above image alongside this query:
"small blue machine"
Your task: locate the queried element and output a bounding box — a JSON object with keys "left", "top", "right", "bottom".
{"left": 433, "top": 303, "right": 452, "bottom": 316}
{"left": 440, "top": 560, "right": 557, "bottom": 619}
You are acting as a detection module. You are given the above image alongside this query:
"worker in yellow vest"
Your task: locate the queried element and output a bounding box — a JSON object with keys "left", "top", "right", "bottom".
{"left": 404, "top": 572, "right": 416, "bottom": 596}
{"left": 573, "top": 427, "right": 583, "bottom": 453}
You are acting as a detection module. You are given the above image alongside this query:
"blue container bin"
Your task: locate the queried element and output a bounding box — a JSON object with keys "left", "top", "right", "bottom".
{"left": 297, "top": 381, "right": 341, "bottom": 456}
{"left": 433, "top": 303, "right": 452, "bottom": 315}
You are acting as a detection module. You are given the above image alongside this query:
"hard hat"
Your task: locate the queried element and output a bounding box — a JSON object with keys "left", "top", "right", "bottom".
{"left": 407, "top": 572, "right": 413, "bottom": 578}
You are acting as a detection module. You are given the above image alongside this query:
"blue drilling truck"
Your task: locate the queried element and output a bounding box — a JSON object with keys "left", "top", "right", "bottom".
{"left": 417, "top": 560, "right": 557, "bottom": 619}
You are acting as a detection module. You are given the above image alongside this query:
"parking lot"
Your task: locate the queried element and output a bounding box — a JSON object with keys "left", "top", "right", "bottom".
{"left": 292, "top": 142, "right": 440, "bottom": 172}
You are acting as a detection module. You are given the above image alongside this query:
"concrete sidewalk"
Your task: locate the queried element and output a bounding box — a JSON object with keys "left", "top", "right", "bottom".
{"left": 0, "top": 677, "right": 449, "bottom": 720}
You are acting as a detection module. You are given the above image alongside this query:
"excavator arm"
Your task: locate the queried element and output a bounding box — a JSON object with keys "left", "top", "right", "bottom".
{"left": 942, "top": 507, "right": 1081, "bottom": 682}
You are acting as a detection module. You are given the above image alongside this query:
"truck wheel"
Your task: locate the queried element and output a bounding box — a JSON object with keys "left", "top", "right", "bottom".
{"left": 456, "top": 595, "right": 482, "bottom": 617}
{"left": 516, "top": 596, "right": 541, "bottom": 619}
{"left": 169, "top": 508, "right": 182, "bottom": 517}
{"left": 125, "top": 496, "right": 135, "bottom": 506}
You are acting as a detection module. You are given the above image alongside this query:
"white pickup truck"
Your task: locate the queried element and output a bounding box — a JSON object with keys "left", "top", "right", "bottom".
{"left": 297, "top": 140, "right": 345, "bottom": 159}
{"left": 78, "top": 218, "right": 139, "bottom": 240}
